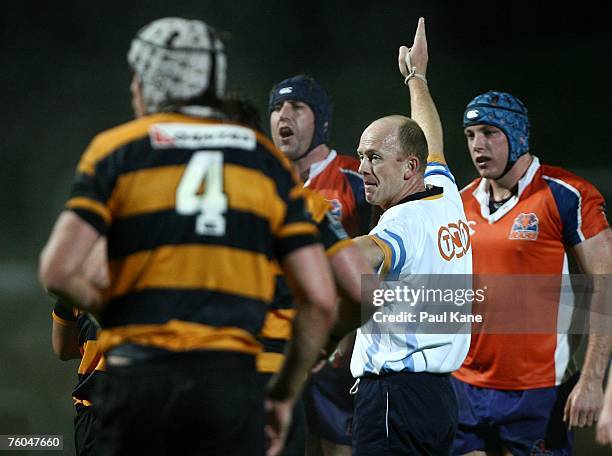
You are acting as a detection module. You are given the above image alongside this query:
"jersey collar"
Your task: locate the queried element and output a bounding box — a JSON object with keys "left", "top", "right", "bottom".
{"left": 395, "top": 185, "right": 443, "bottom": 206}
{"left": 304, "top": 149, "right": 337, "bottom": 187}
{"left": 472, "top": 156, "right": 541, "bottom": 223}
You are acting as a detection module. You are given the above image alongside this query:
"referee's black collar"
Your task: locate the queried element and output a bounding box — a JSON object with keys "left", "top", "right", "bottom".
{"left": 395, "top": 185, "right": 443, "bottom": 206}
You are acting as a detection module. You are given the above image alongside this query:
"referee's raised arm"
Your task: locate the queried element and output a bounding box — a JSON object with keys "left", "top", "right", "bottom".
{"left": 399, "top": 17, "right": 445, "bottom": 165}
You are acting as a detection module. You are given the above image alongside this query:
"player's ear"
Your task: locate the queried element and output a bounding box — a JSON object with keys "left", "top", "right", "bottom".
{"left": 404, "top": 156, "right": 419, "bottom": 178}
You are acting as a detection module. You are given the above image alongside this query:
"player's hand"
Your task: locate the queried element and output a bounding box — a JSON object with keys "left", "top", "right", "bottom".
{"left": 264, "top": 398, "right": 293, "bottom": 456}
{"left": 563, "top": 377, "right": 604, "bottom": 428}
{"left": 398, "top": 17, "right": 428, "bottom": 79}
{"left": 597, "top": 404, "right": 612, "bottom": 447}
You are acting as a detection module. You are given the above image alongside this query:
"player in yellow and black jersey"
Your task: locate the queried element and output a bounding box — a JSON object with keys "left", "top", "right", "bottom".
{"left": 39, "top": 18, "right": 338, "bottom": 456}
{"left": 256, "top": 188, "right": 372, "bottom": 456}
{"left": 258, "top": 189, "right": 353, "bottom": 374}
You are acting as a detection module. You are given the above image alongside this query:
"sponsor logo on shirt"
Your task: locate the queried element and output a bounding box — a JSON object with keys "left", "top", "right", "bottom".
{"left": 438, "top": 220, "right": 471, "bottom": 261}
{"left": 149, "top": 124, "right": 256, "bottom": 150}
{"left": 509, "top": 212, "right": 539, "bottom": 241}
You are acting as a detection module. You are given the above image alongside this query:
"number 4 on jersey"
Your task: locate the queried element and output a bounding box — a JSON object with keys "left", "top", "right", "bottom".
{"left": 176, "top": 151, "right": 227, "bottom": 236}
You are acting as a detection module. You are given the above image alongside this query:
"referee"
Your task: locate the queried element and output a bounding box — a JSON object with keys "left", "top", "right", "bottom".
{"left": 350, "top": 18, "right": 472, "bottom": 454}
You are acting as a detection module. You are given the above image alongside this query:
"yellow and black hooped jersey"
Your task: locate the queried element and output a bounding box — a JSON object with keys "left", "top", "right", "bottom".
{"left": 52, "top": 301, "right": 105, "bottom": 407}
{"left": 257, "top": 189, "right": 354, "bottom": 373}
{"left": 66, "top": 113, "right": 319, "bottom": 355}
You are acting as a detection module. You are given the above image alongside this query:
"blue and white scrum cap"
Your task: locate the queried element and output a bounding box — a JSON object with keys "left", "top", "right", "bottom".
{"left": 127, "top": 17, "right": 226, "bottom": 113}
{"left": 463, "top": 91, "right": 530, "bottom": 167}
{"left": 268, "top": 75, "right": 332, "bottom": 155}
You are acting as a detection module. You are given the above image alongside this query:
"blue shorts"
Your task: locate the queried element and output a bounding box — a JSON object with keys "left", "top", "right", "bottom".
{"left": 450, "top": 375, "right": 578, "bottom": 456}
{"left": 303, "top": 360, "right": 354, "bottom": 445}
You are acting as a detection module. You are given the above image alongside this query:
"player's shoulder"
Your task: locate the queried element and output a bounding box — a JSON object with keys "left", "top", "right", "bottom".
{"left": 539, "top": 163, "right": 602, "bottom": 195}
{"left": 459, "top": 178, "right": 480, "bottom": 200}
{"left": 76, "top": 116, "right": 151, "bottom": 175}
{"left": 90, "top": 113, "right": 172, "bottom": 152}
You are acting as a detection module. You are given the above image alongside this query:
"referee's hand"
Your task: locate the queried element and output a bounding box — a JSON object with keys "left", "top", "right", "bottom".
{"left": 264, "top": 398, "right": 293, "bottom": 456}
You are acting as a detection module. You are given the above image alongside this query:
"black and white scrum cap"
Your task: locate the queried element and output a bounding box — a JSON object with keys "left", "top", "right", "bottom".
{"left": 127, "top": 17, "right": 227, "bottom": 113}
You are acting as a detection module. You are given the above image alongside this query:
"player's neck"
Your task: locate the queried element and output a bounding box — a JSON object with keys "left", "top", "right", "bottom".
{"left": 488, "top": 154, "right": 532, "bottom": 201}
{"left": 295, "top": 144, "right": 330, "bottom": 182}
{"left": 386, "top": 175, "right": 426, "bottom": 209}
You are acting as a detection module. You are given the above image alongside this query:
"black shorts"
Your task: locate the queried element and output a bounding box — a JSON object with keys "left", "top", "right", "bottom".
{"left": 74, "top": 404, "right": 96, "bottom": 456}
{"left": 352, "top": 372, "right": 457, "bottom": 455}
{"left": 93, "top": 351, "right": 264, "bottom": 456}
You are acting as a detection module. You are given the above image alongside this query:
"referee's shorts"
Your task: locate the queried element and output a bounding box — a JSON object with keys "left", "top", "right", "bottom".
{"left": 93, "top": 350, "right": 264, "bottom": 456}
{"left": 352, "top": 371, "right": 457, "bottom": 455}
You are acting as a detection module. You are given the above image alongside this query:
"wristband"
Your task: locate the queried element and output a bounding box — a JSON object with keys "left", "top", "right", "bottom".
{"left": 404, "top": 73, "right": 427, "bottom": 85}
{"left": 403, "top": 47, "right": 427, "bottom": 85}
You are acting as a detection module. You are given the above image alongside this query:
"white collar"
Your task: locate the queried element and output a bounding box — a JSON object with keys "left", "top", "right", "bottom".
{"left": 472, "top": 156, "right": 541, "bottom": 223}
{"left": 304, "top": 149, "right": 337, "bottom": 187}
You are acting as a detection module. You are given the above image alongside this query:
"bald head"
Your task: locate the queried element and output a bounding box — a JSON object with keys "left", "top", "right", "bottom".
{"left": 360, "top": 117, "right": 403, "bottom": 159}
{"left": 363, "top": 115, "right": 428, "bottom": 170}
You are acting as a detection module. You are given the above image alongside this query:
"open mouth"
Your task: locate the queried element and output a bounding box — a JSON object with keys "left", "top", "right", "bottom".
{"left": 279, "top": 126, "right": 294, "bottom": 138}
{"left": 475, "top": 156, "right": 491, "bottom": 168}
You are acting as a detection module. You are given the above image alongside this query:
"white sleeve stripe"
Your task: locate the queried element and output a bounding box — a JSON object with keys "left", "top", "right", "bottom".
{"left": 542, "top": 175, "right": 584, "bottom": 242}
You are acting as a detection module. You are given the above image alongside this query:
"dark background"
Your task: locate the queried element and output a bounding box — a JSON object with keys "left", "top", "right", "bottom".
{"left": 0, "top": 1, "right": 610, "bottom": 454}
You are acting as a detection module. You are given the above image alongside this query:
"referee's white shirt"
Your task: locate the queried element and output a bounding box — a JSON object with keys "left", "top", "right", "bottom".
{"left": 351, "top": 160, "right": 473, "bottom": 377}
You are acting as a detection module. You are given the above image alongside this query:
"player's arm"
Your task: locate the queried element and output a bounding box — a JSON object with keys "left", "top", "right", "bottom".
{"left": 264, "top": 177, "right": 338, "bottom": 455}
{"left": 266, "top": 243, "right": 337, "bottom": 456}
{"left": 328, "top": 241, "right": 375, "bottom": 336}
{"left": 268, "top": 243, "right": 337, "bottom": 399}
{"left": 398, "top": 17, "right": 445, "bottom": 165}
{"left": 39, "top": 211, "right": 105, "bottom": 313}
{"left": 564, "top": 228, "right": 612, "bottom": 429}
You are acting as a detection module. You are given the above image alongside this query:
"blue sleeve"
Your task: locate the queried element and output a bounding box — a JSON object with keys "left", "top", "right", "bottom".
{"left": 544, "top": 177, "right": 584, "bottom": 246}
{"left": 372, "top": 228, "right": 407, "bottom": 279}
{"left": 424, "top": 161, "right": 456, "bottom": 185}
